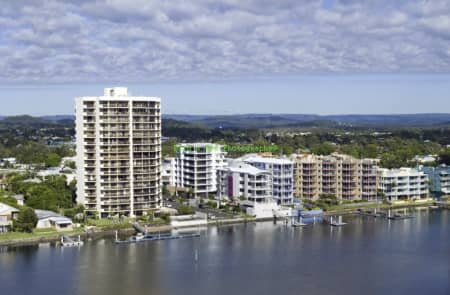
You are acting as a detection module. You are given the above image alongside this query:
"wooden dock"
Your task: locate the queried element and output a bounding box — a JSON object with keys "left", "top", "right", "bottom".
{"left": 356, "top": 208, "right": 385, "bottom": 218}
{"left": 115, "top": 232, "right": 200, "bottom": 244}
{"left": 385, "top": 209, "right": 414, "bottom": 220}
{"left": 60, "top": 235, "right": 84, "bottom": 247}
{"left": 436, "top": 201, "right": 450, "bottom": 209}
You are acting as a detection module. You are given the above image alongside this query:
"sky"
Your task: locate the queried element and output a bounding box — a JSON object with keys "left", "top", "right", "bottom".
{"left": 0, "top": 0, "right": 449, "bottom": 115}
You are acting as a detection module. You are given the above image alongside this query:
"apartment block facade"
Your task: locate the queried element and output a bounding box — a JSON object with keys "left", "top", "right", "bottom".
{"left": 170, "top": 143, "right": 226, "bottom": 197}
{"left": 162, "top": 157, "right": 176, "bottom": 187}
{"left": 240, "top": 154, "right": 294, "bottom": 205}
{"left": 418, "top": 165, "right": 450, "bottom": 197}
{"left": 217, "top": 160, "right": 273, "bottom": 205}
{"left": 290, "top": 153, "right": 379, "bottom": 201}
{"left": 75, "top": 87, "right": 161, "bottom": 217}
{"left": 378, "top": 167, "right": 429, "bottom": 200}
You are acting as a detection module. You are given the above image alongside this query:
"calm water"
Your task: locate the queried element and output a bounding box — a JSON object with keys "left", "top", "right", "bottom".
{"left": 1, "top": 209, "right": 449, "bottom": 295}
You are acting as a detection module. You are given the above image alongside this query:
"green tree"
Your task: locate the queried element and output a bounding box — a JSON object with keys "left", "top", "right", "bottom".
{"left": 45, "top": 153, "right": 61, "bottom": 167}
{"left": 14, "top": 208, "right": 38, "bottom": 233}
{"left": 26, "top": 185, "right": 58, "bottom": 211}
{"left": 23, "top": 175, "right": 75, "bottom": 211}
{"left": 162, "top": 185, "right": 169, "bottom": 197}
{"left": 363, "top": 143, "right": 378, "bottom": 158}
{"left": 63, "top": 160, "right": 76, "bottom": 169}
{"left": 162, "top": 138, "right": 178, "bottom": 157}
{"left": 280, "top": 144, "right": 294, "bottom": 155}
{"left": 178, "top": 204, "right": 194, "bottom": 215}
{"left": 311, "top": 142, "right": 336, "bottom": 155}
{"left": 438, "top": 149, "right": 450, "bottom": 165}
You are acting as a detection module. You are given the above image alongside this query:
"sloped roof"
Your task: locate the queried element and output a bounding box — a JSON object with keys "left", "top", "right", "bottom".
{"left": 35, "top": 209, "right": 73, "bottom": 224}
{"left": 35, "top": 209, "right": 63, "bottom": 219}
{"left": 0, "top": 202, "right": 19, "bottom": 215}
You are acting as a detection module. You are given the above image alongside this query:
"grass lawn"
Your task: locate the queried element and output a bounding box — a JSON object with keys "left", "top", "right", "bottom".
{"left": 86, "top": 218, "right": 133, "bottom": 229}
{"left": 0, "top": 228, "right": 84, "bottom": 241}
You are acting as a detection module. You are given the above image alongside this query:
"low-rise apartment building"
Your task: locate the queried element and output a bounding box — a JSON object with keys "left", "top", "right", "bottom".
{"left": 378, "top": 167, "right": 429, "bottom": 201}
{"left": 217, "top": 160, "right": 272, "bottom": 205}
{"left": 239, "top": 154, "right": 294, "bottom": 205}
{"left": 418, "top": 165, "right": 449, "bottom": 198}
{"left": 290, "top": 153, "right": 379, "bottom": 201}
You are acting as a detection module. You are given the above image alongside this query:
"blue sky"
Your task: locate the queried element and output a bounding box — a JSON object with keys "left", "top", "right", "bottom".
{"left": 1, "top": 74, "right": 449, "bottom": 115}
{"left": 0, "top": 1, "right": 449, "bottom": 115}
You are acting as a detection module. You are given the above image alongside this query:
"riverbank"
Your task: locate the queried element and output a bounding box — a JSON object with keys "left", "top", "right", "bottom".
{"left": 0, "top": 200, "right": 442, "bottom": 247}
{"left": 323, "top": 200, "right": 436, "bottom": 216}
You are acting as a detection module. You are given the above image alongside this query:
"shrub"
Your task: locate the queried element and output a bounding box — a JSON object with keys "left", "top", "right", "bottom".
{"left": 178, "top": 204, "right": 194, "bottom": 215}
{"left": 160, "top": 213, "right": 171, "bottom": 223}
{"left": 206, "top": 201, "right": 216, "bottom": 208}
{"left": 14, "top": 208, "right": 38, "bottom": 233}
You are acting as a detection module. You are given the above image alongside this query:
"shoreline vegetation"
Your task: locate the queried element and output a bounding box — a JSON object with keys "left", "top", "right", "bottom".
{"left": 1, "top": 200, "right": 442, "bottom": 247}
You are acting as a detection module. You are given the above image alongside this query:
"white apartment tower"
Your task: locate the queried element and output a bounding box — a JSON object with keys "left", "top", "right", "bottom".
{"left": 75, "top": 87, "right": 161, "bottom": 217}
{"left": 173, "top": 143, "right": 226, "bottom": 197}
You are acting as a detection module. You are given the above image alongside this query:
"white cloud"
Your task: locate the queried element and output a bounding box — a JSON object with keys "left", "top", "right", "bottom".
{"left": 0, "top": 0, "right": 449, "bottom": 83}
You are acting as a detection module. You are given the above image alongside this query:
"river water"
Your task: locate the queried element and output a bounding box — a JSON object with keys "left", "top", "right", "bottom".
{"left": 1, "top": 209, "right": 448, "bottom": 295}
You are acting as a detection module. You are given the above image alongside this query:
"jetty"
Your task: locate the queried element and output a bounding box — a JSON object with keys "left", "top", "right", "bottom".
{"left": 386, "top": 209, "right": 414, "bottom": 220}
{"left": 356, "top": 208, "right": 384, "bottom": 218}
{"left": 115, "top": 231, "right": 200, "bottom": 244}
{"left": 291, "top": 217, "right": 307, "bottom": 227}
{"left": 435, "top": 201, "right": 450, "bottom": 209}
{"left": 330, "top": 216, "right": 347, "bottom": 227}
{"left": 60, "top": 235, "right": 84, "bottom": 247}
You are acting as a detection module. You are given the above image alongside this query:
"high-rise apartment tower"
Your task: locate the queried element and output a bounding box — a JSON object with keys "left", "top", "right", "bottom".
{"left": 75, "top": 87, "right": 161, "bottom": 217}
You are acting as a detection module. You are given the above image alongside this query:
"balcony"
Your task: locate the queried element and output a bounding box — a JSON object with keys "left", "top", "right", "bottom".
{"left": 100, "top": 132, "right": 129, "bottom": 138}
{"left": 102, "top": 185, "right": 131, "bottom": 191}
{"left": 133, "top": 131, "right": 159, "bottom": 137}
{"left": 100, "top": 118, "right": 130, "bottom": 124}
{"left": 100, "top": 102, "right": 129, "bottom": 108}
{"left": 101, "top": 148, "right": 129, "bottom": 154}
{"left": 134, "top": 168, "right": 160, "bottom": 175}
{"left": 133, "top": 140, "right": 160, "bottom": 145}
{"left": 100, "top": 141, "right": 129, "bottom": 146}
{"left": 133, "top": 146, "right": 160, "bottom": 152}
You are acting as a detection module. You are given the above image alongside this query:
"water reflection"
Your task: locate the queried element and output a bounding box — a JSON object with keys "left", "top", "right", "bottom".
{"left": 1, "top": 209, "right": 448, "bottom": 295}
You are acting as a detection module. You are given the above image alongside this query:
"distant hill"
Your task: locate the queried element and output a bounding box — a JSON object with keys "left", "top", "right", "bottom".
{"left": 0, "top": 115, "right": 211, "bottom": 137}
{"left": 162, "top": 118, "right": 213, "bottom": 139}
{"left": 0, "top": 115, "right": 57, "bottom": 125}
{"left": 164, "top": 113, "right": 450, "bottom": 128}
{"left": 2, "top": 113, "right": 450, "bottom": 129}
{"left": 324, "top": 114, "right": 450, "bottom": 127}
{"left": 41, "top": 115, "right": 75, "bottom": 122}
{"left": 187, "top": 115, "right": 302, "bottom": 128}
